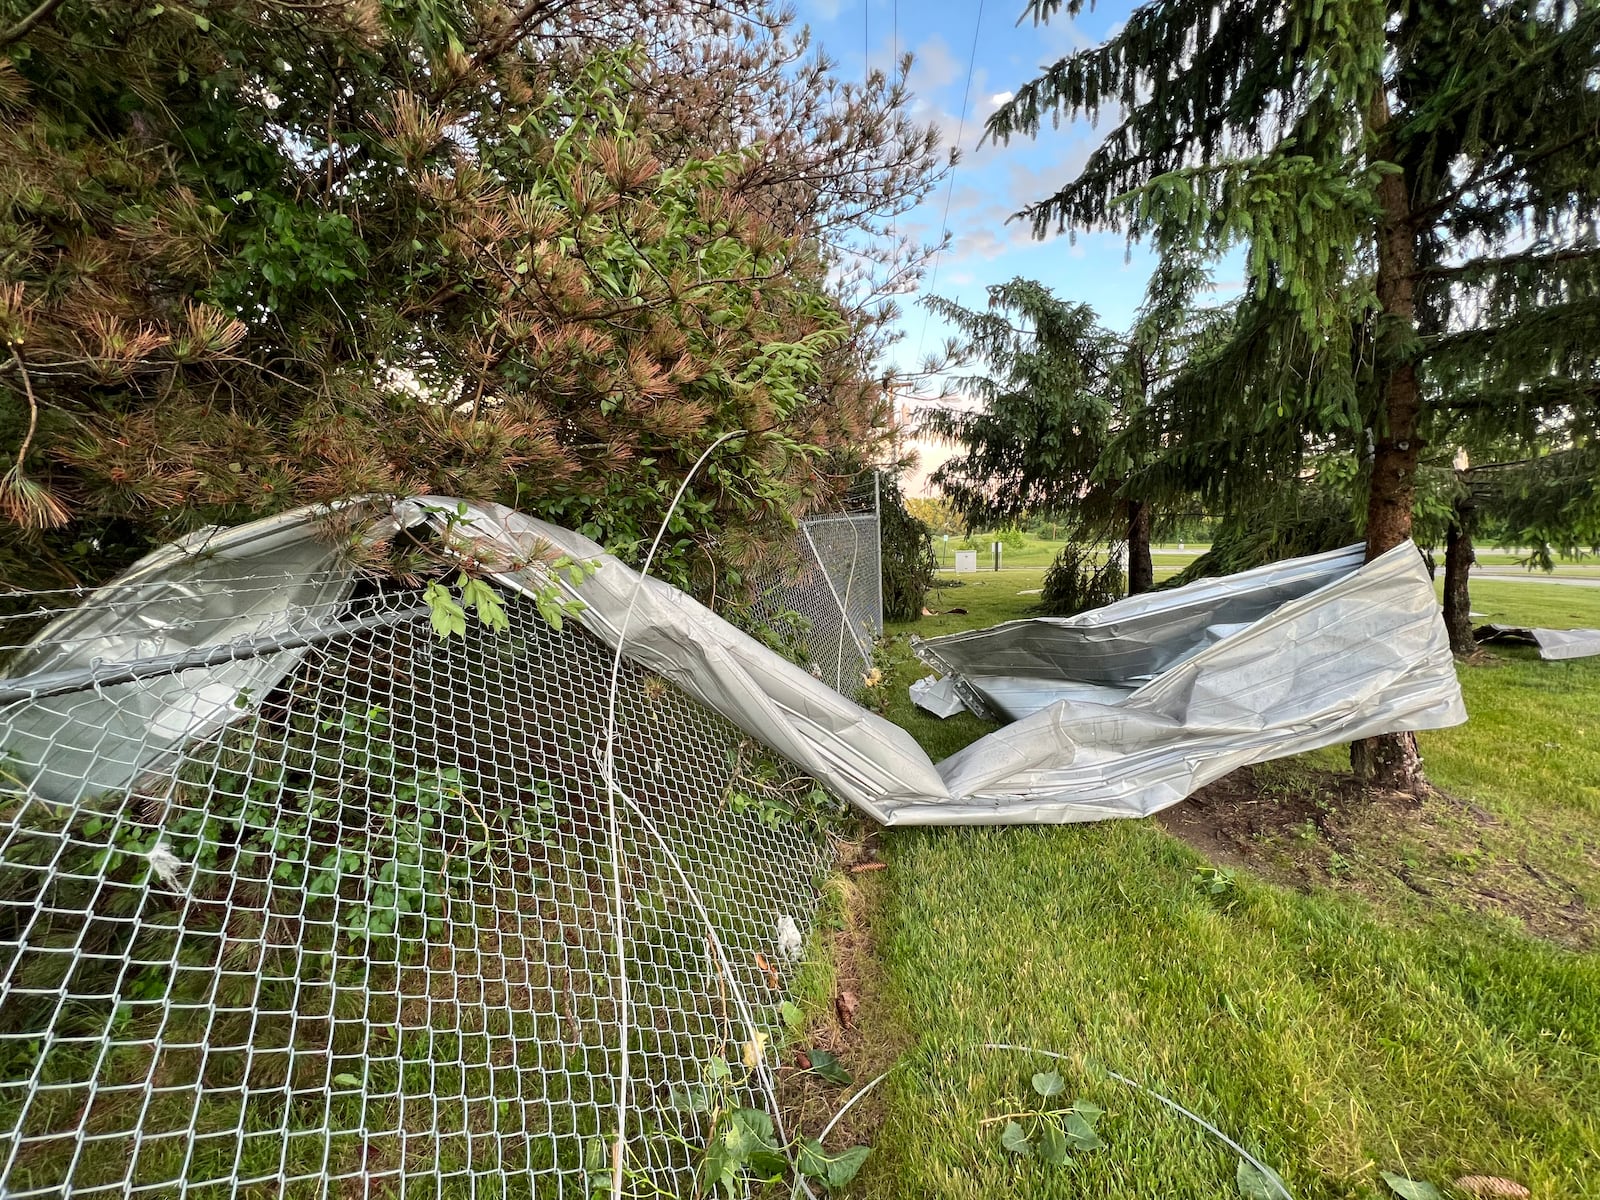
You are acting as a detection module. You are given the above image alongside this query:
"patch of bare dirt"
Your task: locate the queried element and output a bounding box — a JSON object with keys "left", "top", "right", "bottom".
{"left": 1158, "top": 764, "right": 1596, "bottom": 949}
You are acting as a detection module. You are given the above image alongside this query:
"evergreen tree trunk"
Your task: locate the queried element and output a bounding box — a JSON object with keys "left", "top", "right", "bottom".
{"left": 1352, "top": 92, "right": 1426, "bottom": 792}
{"left": 1127, "top": 500, "right": 1154, "bottom": 595}
{"left": 1443, "top": 490, "right": 1477, "bottom": 656}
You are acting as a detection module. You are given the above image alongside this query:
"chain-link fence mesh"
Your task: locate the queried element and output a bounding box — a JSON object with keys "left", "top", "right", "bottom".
{"left": 741, "top": 495, "right": 882, "bottom": 699}
{"left": 0, "top": 563, "right": 835, "bottom": 1198}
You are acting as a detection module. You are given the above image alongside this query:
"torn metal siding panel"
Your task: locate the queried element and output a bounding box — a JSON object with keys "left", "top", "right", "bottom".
{"left": 912, "top": 544, "right": 1370, "bottom": 720}
{"left": 397, "top": 498, "right": 951, "bottom": 823}
{"left": 1, "top": 499, "right": 1466, "bottom": 829}
{"left": 1474, "top": 623, "right": 1600, "bottom": 660}
{"left": 0, "top": 503, "right": 371, "bottom": 805}
{"left": 892, "top": 542, "right": 1465, "bottom": 825}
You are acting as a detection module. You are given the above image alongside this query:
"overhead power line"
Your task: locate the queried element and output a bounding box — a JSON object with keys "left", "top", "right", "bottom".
{"left": 915, "top": 0, "right": 986, "bottom": 367}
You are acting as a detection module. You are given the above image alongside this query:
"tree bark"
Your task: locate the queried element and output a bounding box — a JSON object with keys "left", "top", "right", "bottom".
{"left": 1127, "top": 499, "right": 1154, "bottom": 595}
{"left": 1352, "top": 90, "right": 1426, "bottom": 792}
{"left": 1443, "top": 487, "right": 1477, "bottom": 656}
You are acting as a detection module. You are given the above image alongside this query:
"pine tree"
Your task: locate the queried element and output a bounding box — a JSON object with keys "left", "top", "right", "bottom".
{"left": 0, "top": 1, "right": 944, "bottom": 594}
{"left": 920, "top": 266, "right": 1209, "bottom": 594}
{"left": 989, "top": 0, "right": 1600, "bottom": 789}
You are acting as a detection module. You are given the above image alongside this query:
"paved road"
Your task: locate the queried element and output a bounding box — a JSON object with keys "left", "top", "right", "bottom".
{"left": 1471, "top": 572, "right": 1600, "bottom": 589}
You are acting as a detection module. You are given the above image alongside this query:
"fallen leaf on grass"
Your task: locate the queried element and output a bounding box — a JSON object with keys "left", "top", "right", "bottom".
{"left": 802, "top": 1048, "right": 852, "bottom": 1086}
{"left": 1453, "top": 1177, "right": 1530, "bottom": 1199}
{"left": 1237, "top": 1158, "right": 1292, "bottom": 1200}
{"left": 835, "top": 990, "right": 859, "bottom": 1029}
{"left": 1381, "top": 1172, "right": 1444, "bottom": 1200}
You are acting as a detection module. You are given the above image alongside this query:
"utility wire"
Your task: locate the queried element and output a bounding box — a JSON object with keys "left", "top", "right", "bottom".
{"left": 914, "top": 0, "right": 986, "bottom": 368}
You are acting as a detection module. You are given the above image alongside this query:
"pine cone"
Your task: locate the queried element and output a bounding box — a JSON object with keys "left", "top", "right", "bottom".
{"left": 1452, "top": 1177, "right": 1530, "bottom": 1199}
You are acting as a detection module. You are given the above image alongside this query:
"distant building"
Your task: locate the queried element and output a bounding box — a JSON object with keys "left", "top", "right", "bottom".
{"left": 889, "top": 394, "right": 973, "bottom": 498}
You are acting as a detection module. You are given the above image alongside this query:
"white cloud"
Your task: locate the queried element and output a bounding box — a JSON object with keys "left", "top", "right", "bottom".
{"left": 802, "top": 0, "right": 846, "bottom": 19}
{"left": 907, "top": 36, "right": 962, "bottom": 92}
{"left": 988, "top": 91, "right": 1014, "bottom": 107}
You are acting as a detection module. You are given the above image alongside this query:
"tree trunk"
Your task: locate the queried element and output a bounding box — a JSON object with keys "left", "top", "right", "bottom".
{"left": 1127, "top": 500, "right": 1154, "bottom": 595}
{"left": 1443, "top": 488, "right": 1476, "bottom": 656}
{"left": 1352, "top": 90, "right": 1425, "bottom": 792}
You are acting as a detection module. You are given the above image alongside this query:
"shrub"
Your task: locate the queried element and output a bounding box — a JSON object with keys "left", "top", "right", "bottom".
{"left": 1038, "top": 544, "right": 1125, "bottom": 615}
{"left": 878, "top": 476, "right": 936, "bottom": 622}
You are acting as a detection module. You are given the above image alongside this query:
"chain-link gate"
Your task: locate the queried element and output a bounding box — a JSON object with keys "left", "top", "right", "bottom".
{"left": 0, "top": 551, "right": 834, "bottom": 1197}
{"left": 742, "top": 485, "right": 883, "bottom": 699}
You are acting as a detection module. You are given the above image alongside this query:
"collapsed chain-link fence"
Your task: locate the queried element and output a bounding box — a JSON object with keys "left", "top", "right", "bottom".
{"left": 741, "top": 486, "right": 883, "bottom": 699}
{"left": 0, "top": 538, "right": 853, "bottom": 1197}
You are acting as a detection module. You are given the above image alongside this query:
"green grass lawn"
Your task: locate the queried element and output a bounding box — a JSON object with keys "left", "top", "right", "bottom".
{"left": 841, "top": 570, "right": 1600, "bottom": 1200}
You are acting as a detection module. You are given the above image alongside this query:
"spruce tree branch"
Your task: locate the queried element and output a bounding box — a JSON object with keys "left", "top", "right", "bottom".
{"left": 1411, "top": 244, "right": 1599, "bottom": 281}
{"left": 1411, "top": 128, "right": 1593, "bottom": 223}
{"left": 0, "top": 0, "right": 64, "bottom": 49}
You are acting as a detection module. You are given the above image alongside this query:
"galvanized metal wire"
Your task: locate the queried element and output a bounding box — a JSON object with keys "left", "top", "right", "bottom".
{"left": 0, "top": 508, "right": 881, "bottom": 1198}
{"left": 742, "top": 504, "right": 883, "bottom": 700}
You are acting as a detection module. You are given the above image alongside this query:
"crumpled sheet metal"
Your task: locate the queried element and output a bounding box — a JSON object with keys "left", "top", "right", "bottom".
{"left": 1, "top": 500, "right": 1465, "bottom": 828}
{"left": 908, "top": 674, "right": 967, "bottom": 719}
{"left": 395, "top": 498, "right": 949, "bottom": 824}
{"left": 0, "top": 504, "right": 370, "bottom": 805}
{"left": 893, "top": 542, "right": 1466, "bottom": 824}
{"left": 913, "top": 544, "right": 1373, "bottom": 721}
{"left": 1474, "top": 623, "right": 1600, "bottom": 661}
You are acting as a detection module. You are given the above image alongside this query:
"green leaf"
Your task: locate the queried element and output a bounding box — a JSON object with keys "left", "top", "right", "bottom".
{"left": 725, "top": 1107, "right": 777, "bottom": 1156}
{"left": 1000, "top": 1120, "right": 1033, "bottom": 1157}
{"left": 1031, "top": 1069, "right": 1065, "bottom": 1098}
{"left": 1238, "top": 1158, "right": 1292, "bottom": 1200}
{"left": 700, "top": 1136, "right": 740, "bottom": 1196}
{"left": 824, "top": 1145, "right": 871, "bottom": 1190}
{"left": 798, "top": 1139, "right": 871, "bottom": 1191}
{"left": 797, "top": 1137, "right": 829, "bottom": 1179}
{"left": 804, "top": 1048, "right": 852, "bottom": 1086}
{"left": 332, "top": 1073, "right": 361, "bottom": 1088}
{"left": 667, "top": 1084, "right": 710, "bottom": 1113}
{"left": 1070, "top": 1098, "right": 1104, "bottom": 1125}
{"left": 1037, "top": 1120, "right": 1069, "bottom": 1166}
{"left": 1062, "top": 1111, "right": 1102, "bottom": 1151}
{"left": 1380, "top": 1172, "right": 1443, "bottom": 1200}
{"left": 459, "top": 575, "right": 510, "bottom": 633}
{"left": 424, "top": 581, "right": 466, "bottom": 640}
{"left": 779, "top": 1000, "right": 804, "bottom": 1033}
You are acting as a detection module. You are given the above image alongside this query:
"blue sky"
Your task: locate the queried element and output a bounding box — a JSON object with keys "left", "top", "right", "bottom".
{"left": 794, "top": 0, "right": 1163, "bottom": 383}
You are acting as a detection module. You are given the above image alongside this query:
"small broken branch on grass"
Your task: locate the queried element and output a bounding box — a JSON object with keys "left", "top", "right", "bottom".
{"left": 977, "top": 1111, "right": 1044, "bottom": 1127}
